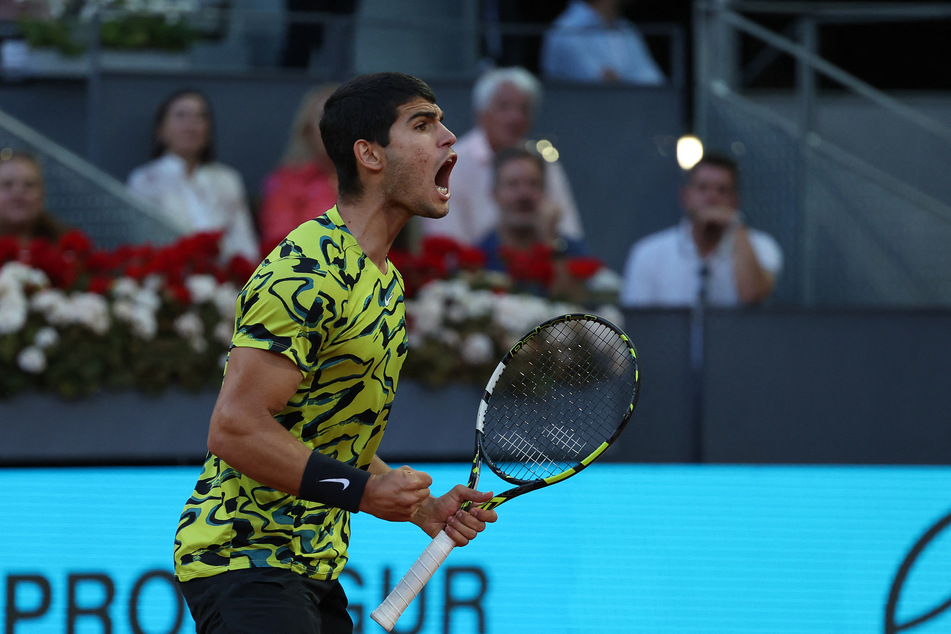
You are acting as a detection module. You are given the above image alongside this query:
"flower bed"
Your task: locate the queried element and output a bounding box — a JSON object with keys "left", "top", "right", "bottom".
{"left": 0, "top": 230, "right": 251, "bottom": 398}
{"left": 0, "top": 231, "right": 622, "bottom": 398}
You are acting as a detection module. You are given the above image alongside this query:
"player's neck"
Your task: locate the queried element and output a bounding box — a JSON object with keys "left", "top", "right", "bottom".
{"left": 337, "top": 200, "right": 407, "bottom": 272}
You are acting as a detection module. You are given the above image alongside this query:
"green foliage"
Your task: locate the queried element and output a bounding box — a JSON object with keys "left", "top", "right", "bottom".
{"left": 16, "top": 17, "right": 87, "bottom": 56}
{"left": 99, "top": 14, "right": 198, "bottom": 52}
{"left": 16, "top": 11, "right": 198, "bottom": 56}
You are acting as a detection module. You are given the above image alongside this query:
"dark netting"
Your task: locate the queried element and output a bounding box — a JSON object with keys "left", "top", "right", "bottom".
{"left": 481, "top": 317, "right": 638, "bottom": 484}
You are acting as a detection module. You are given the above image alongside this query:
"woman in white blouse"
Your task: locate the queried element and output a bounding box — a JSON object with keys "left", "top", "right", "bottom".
{"left": 127, "top": 89, "right": 260, "bottom": 261}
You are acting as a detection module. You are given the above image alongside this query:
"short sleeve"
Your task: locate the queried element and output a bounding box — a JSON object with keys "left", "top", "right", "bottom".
{"left": 232, "top": 260, "right": 332, "bottom": 375}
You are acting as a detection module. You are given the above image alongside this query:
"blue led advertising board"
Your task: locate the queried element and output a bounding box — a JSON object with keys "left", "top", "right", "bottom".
{"left": 2, "top": 465, "right": 950, "bottom": 633}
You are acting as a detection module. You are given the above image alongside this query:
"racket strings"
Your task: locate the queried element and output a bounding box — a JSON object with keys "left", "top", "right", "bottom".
{"left": 482, "top": 318, "right": 638, "bottom": 483}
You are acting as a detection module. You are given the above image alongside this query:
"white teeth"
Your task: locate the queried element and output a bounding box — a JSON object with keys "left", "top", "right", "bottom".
{"left": 436, "top": 185, "right": 449, "bottom": 195}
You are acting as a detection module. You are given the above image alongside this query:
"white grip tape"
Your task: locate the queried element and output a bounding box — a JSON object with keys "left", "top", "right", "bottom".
{"left": 370, "top": 530, "right": 457, "bottom": 631}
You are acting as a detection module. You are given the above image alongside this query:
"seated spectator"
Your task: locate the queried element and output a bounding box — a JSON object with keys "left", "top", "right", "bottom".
{"left": 257, "top": 83, "right": 338, "bottom": 254}
{"left": 418, "top": 66, "right": 584, "bottom": 245}
{"left": 479, "top": 146, "right": 588, "bottom": 271}
{"left": 480, "top": 146, "right": 598, "bottom": 301}
{"left": 541, "top": 0, "right": 665, "bottom": 85}
{"left": 126, "top": 89, "right": 259, "bottom": 261}
{"left": 0, "top": 151, "right": 67, "bottom": 246}
{"left": 620, "top": 152, "right": 782, "bottom": 307}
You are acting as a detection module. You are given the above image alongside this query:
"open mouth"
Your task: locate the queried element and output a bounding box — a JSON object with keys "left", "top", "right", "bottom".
{"left": 435, "top": 153, "right": 456, "bottom": 199}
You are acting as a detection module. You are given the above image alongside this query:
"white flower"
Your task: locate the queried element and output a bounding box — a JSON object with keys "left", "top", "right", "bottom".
{"left": 460, "top": 332, "right": 494, "bottom": 366}
{"left": 446, "top": 301, "right": 469, "bottom": 324}
{"left": 17, "top": 345, "right": 46, "bottom": 374}
{"left": 113, "top": 299, "right": 158, "bottom": 340}
{"left": 213, "top": 321, "right": 234, "bottom": 346}
{"left": 0, "top": 289, "right": 28, "bottom": 335}
{"left": 187, "top": 336, "right": 208, "bottom": 353}
{"left": 459, "top": 289, "right": 496, "bottom": 319}
{"left": 0, "top": 261, "right": 49, "bottom": 293}
{"left": 133, "top": 287, "right": 162, "bottom": 312}
{"left": 592, "top": 305, "right": 625, "bottom": 330}
{"left": 174, "top": 312, "right": 204, "bottom": 340}
{"left": 111, "top": 277, "right": 139, "bottom": 299}
{"left": 143, "top": 274, "right": 164, "bottom": 293}
{"left": 213, "top": 282, "right": 238, "bottom": 320}
{"left": 586, "top": 268, "right": 622, "bottom": 293}
{"left": 34, "top": 326, "right": 59, "bottom": 349}
{"left": 437, "top": 328, "right": 461, "bottom": 348}
{"left": 71, "top": 293, "right": 111, "bottom": 335}
{"left": 30, "top": 288, "right": 69, "bottom": 314}
{"left": 36, "top": 291, "right": 111, "bottom": 334}
{"left": 406, "top": 297, "right": 443, "bottom": 337}
{"left": 185, "top": 274, "right": 218, "bottom": 304}
{"left": 492, "top": 294, "right": 549, "bottom": 336}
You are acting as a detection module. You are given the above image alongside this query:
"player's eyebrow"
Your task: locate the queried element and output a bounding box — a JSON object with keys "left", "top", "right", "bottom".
{"left": 406, "top": 105, "right": 444, "bottom": 124}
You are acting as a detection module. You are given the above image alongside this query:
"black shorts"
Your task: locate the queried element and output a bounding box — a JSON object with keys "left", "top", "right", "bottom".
{"left": 178, "top": 567, "right": 353, "bottom": 634}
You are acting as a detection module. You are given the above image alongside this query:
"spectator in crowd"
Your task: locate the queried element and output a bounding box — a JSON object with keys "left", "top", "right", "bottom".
{"left": 258, "top": 84, "right": 339, "bottom": 254}
{"left": 0, "top": 151, "right": 67, "bottom": 245}
{"left": 418, "top": 66, "right": 584, "bottom": 245}
{"left": 541, "top": 0, "right": 665, "bottom": 85}
{"left": 127, "top": 89, "right": 259, "bottom": 261}
{"left": 620, "top": 152, "right": 782, "bottom": 307}
{"left": 479, "top": 146, "right": 588, "bottom": 271}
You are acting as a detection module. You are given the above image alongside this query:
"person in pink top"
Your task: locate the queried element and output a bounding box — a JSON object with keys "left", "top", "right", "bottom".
{"left": 258, "top": 84, "right": 339, "bottom": 254}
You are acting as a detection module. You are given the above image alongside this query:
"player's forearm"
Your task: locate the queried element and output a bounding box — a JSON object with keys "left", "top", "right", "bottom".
{"left": 210, "top": 405, "right": 372, "bottom": 511}
{"left": 207, "top": 402, "right": 311, "bottom": 495}
{"left": 369, "top": 454, "right": 392, "bottom": 475}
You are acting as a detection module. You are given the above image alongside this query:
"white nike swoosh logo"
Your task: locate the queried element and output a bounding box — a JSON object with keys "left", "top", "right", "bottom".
{"left": 385, "top": 292, "right": 394, "bottom": 307}
{"left": 319, "top": 478, "right": 350, "bottom": 490}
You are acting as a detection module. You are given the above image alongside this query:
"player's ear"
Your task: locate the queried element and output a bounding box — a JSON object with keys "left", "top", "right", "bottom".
{"left": 354, "top": 140, "right": 384, "bottom": 174}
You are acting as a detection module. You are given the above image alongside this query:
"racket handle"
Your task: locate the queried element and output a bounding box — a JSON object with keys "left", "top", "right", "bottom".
{"left": 370, "top": 530, "right": 457, "bottom": 631}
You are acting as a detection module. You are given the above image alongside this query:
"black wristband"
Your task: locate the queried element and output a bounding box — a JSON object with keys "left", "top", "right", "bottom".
{"left": 298, "top": 451, "right": 371, "bottom": 512}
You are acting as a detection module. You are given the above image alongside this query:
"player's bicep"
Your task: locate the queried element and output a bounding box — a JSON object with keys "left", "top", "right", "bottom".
{"left": 209, "top": 346, "right": 303, "bottom": 451}
{"left": 223, "top": 346, "right": 302, "bottom": 413}
{"left": 207, "top": 346, "right": 312, "bottom": 491}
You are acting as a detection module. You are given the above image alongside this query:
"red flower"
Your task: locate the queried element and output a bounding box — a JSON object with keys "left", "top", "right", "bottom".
{"left": 565, "top": 256, "right": 603, "bottom": 280}
{"left": 420, "top": 235, "right": 462, "bottom": 259}
{"left": 226, "top": 255, "right": 256, "bottom": 286}
{"left": 166, "top": 282, "right": 191, "bottom": 305}
{"left": 457, "top": 246, "right": 487, "bottom": 271}
{"left": 86, "top": 275, "right": 113, "bottom": 295}
{"left": 0, "top": 236, "right": 19, "bottom": 264}
{"left": 124, "top": 263, "right": 150, "bottom": 281}
{"left": 499, "top": 245, "right": 554, "bottom": 287}
{"left": 387, "top": 249, "right": 415, "bottom": 273}
{"left": 416, "top": 251, "right": 448, "bottom": 280}
{"left": 57, "top": 229, "right": 93, "bottom": 257}
{"left": 27, "top": 238, "right": 78, "bottom": 288}
{"left": 86, "top": 249, "right": 121, "bottom": 273}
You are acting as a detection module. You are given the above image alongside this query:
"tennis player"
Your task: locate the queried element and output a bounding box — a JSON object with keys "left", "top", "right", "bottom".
{"left": 173, "top": 72, "right": 498, "bottom": 632}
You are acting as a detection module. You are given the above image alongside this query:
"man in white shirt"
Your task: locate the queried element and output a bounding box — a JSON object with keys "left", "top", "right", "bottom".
{"left": 620, "top": 152, "right": 782, "bottom": 307}
{"left": 541, "top": 0, "right": 665, "bottom": 85}
{"left": 418, "top": 66, "right": 584, "bottom": 244}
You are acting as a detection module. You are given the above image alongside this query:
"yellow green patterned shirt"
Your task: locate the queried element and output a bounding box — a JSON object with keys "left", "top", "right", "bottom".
{"left": 173, "top": 207, "right": 406, "bottom": 582}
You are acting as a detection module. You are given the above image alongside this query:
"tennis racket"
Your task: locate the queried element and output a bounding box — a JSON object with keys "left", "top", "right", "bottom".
{"left": 371, "top": 313, "right": 640, "bottom": 631}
